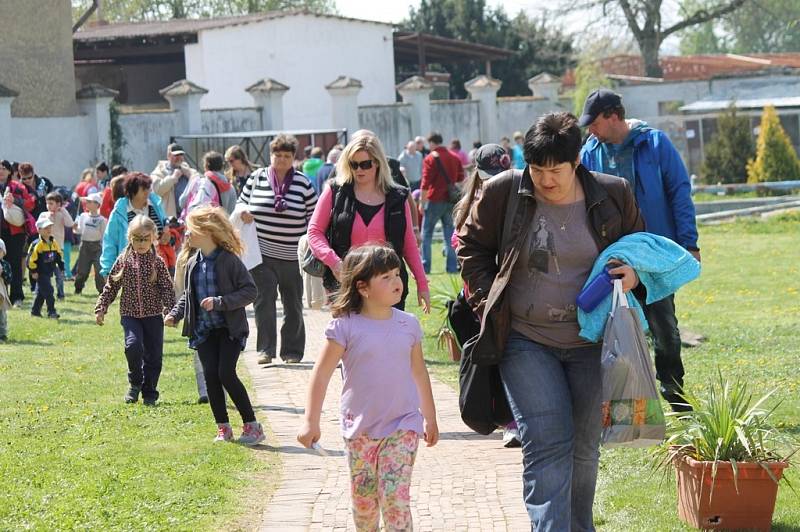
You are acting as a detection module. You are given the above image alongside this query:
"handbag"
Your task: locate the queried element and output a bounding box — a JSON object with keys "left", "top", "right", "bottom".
{"left": 600, "top": 280, "right": 666, "bottom": 447}
{"left": 300, "top": 235, "right": 326, "bottom": 278}
{"left": 458, "top": 171, "right": 523, "bottom": 434}
{"left": 433, "top": 154, "right": 461, "bottom": 204}
{"left": 458, "top": 339, "right": 513, "bottom": 435}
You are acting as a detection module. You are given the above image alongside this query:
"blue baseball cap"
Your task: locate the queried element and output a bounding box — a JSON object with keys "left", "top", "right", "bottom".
{"left": 578, "top": 89, "right": 622, "bottom": 127}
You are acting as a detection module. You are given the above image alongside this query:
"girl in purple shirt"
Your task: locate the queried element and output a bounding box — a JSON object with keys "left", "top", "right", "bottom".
{"left": 298, "top": 244, "right": 439, "bottom": 531}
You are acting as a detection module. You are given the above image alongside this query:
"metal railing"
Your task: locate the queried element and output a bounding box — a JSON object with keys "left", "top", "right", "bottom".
{"left": 171, "top": 128, "right": 348, "bottom": 169}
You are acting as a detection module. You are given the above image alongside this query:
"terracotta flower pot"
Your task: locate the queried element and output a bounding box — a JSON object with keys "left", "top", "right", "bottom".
{"left": 675, "top": 454, "right": 788, "bottom": 530}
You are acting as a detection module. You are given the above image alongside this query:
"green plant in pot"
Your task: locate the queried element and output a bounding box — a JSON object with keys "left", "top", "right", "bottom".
{"left": 430, "top": 274, "right": 464, "bottom": 362}
{"left": 653, "top": 371, "right": 796, "bottom": 530}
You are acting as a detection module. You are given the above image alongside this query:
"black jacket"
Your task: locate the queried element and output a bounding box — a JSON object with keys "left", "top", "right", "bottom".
{"left": 323, "top": 182, "right": 410, "bottom": 293}
{"left": 168, "top": 249, "right": 257, "bottom": 342}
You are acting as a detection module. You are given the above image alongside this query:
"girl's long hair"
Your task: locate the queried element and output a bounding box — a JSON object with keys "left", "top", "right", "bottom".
{"left": 224, "top": 145, "right": 257, "bottom": 185}
{"left": 453, "top": 169, "right": 485, "bottom": 231}
{"left": 111, "top": 215, "right": 158, "bottom": 284}
{"left": 185, "top": 206, "right": 244, "bottom": 257}
{"left": 330, "top": 244, "right": 401, "bottom": 318}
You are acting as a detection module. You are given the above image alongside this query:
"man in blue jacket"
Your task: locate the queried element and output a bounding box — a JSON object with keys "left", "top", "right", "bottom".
{"left": 579, "top": 88, "right": 699, "bottom": 412}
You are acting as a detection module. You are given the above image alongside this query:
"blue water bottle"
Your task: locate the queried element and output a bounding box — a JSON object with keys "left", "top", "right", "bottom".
{"left": 576, "top": 266, "right": 615, "bottom": 312}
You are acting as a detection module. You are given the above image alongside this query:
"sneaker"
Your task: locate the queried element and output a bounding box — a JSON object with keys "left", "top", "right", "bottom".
{"left": 0, "top": 336, "right": 7, "bottom": 343}
{"left": 30, "top": 311, "right": 43, "bottom": 318}
{"left": 11, "top": 300, "right": 22, "bottom": 309}
{"left": 502, "top": 427, "right": 522, "bottom": 448}
{"left": 238, "top": 421, "right": 265, "bottom": 446}
{"left": 124, "top": 386, "right": 141, "bottom": 404}
{"left": 198, "top": 395, "right": 209, "bottom": 404}
{"left": 215, "top": 423, "right": 234, "bottom": 442}
{"left": 47, "top": 312, "right": 60, "bottom": 319}
{"left": 282, "top": 354, "right": 302, "bottom": 364}
{"left": 142, "top": 397, "right": 157, "bottom": 407}
{"left": 257, "top": 352, "right": 273, "bottom": 365}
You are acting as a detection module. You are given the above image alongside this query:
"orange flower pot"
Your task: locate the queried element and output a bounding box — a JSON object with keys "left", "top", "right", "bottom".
{"left": 675, "top": 454, "right": 788, "bottom": 530}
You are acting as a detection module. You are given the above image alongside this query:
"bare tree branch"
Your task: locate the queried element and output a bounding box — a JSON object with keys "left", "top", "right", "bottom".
{"left": 663, "top": 0, "right": 749, "bottom": 37}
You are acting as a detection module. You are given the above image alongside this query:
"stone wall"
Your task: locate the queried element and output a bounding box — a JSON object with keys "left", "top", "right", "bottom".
{"left": 0, "top": 0, "right": 78, "bottom": 117}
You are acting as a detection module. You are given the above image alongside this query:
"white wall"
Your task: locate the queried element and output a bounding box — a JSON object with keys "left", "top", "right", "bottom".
{"left": 616, "top": 80, "right": 710, "bottom": 118}
{"left": 358, "top": 103, "right": 414, "bottom": 158}
{"left": 430, "top": 100, "right": 480, "bottom": 146}
{"left": 9, "top": 115, "right": 95, "bottom": 186}
{"left": 201, "top": 107, "right": 262, "bottom": 134}
{"left": 496, "top": 97, "right": 569, "bottom": 141}
{"left": 117, "top": 110, "right": 180, "bottom": 174}
{"left": 185, "top": 14, "right": 395, "bottom": 130}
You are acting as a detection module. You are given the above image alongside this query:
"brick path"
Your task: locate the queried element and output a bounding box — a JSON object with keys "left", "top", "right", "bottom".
{"left": 242, "top": 307, "right": 529, "bottom": 531}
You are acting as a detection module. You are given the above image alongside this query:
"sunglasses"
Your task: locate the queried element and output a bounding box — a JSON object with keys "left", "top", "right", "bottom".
{"left": 130, "top": 234, "right": 152, "bottom": 244}
{"left": 349, "top": 160, "right": 375, "bottom": 171}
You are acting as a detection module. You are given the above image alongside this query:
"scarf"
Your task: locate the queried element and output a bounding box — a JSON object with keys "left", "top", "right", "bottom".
{"left": 268, "top": 166, "right": 294, "bottom": 213}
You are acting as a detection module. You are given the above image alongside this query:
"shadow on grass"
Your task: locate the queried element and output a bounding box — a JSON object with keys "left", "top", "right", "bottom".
{"left": 4, "top": 338, "right": 53, "bottom": 346}
{"left": 773, "top": 525, "right": 800, "bottom": 532}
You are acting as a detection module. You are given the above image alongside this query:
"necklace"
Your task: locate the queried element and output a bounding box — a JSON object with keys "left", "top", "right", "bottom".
{"left": 548, "top": 183, "right": 579, "bottom": 231}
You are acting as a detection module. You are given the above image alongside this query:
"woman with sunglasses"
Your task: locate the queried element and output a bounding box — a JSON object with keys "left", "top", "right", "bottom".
{"left": 237, "top": 134, "right": 318, "bottom": 365}
{"left": 308, "top": 133, "right": 431, "bottom": 314}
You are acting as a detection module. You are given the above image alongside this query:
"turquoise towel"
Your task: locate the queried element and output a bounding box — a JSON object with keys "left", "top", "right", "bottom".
{"left": 578, "top": 233, "right": 701, "bottom": 342}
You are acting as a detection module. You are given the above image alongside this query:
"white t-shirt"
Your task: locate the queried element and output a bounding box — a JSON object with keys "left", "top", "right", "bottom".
{"left": 76, "top": 212, "right": 108, "bottom": 242}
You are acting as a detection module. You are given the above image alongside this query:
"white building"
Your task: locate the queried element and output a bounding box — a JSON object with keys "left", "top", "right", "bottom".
{"left": 75, "top": 11, "right": 395, "bottom": 130}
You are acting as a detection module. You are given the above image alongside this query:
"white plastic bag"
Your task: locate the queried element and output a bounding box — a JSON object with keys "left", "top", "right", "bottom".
{"left": 600, "top": 280, "right": 666, "bottom": 447}
{"left": 230, "top": 207, "right": 262, "bottom": 271}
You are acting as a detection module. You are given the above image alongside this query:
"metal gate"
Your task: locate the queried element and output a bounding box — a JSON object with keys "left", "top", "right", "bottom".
{"left": 171, "top": 128, "right": 348, "bottom": 169}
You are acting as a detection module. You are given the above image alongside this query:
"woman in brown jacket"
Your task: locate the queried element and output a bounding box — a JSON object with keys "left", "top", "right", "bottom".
{"left": 457, "top": 112, "right": 644, "bottom": 531}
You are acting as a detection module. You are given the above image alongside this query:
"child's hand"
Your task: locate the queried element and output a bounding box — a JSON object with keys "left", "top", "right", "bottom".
{"left": 423, "top": 418, "right": 439, "bottom": 447}
{"left": 200, "top": 297, "right": 215, "bottom": 311}
{"left": 95, "top": 312, "right": 105, "bottom": 326}
{"left": 164, "top": 315, "right": 176, "bottom": 327}
{"left": 30, "top": 272, "right": 38, "bottom": 280}
{"left": 297, "top": 421, "right": 321, "bottom": 449}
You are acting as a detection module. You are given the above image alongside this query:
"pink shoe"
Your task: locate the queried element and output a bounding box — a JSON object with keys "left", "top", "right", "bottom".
{"left": 238, "top": 421, "right": 265, "bottom": 446}
{"left": 214, "top": 423, "right": 233, "bottom": 442}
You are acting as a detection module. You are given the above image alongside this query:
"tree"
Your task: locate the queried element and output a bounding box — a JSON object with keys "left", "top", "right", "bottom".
{"left": 700, "top": 104, "right": 754, "bottom": 184}
{"left": 679, "top": 0, "right": 800, "bottom": 54}
{"left": 71, "top": 0, "right": 336, "bottom": 22}
{"left": 746, "top": 106, "right": 800, "bottom": 183}
{"left": 571, "top": 58, "right": 610, "bottom": 116}
{"left": 402, "top": 0, "right": 575, "bottom": 98}
{"left": 561, "top": 0, "right": 749, "bottom": 77}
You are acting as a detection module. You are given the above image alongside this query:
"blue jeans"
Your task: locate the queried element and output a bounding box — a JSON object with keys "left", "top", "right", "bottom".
{"left": 499, "top": 332, "right": 602, "bottom": 532}
{"left": 421, "top": 200, "right": 457, "bottom": 273}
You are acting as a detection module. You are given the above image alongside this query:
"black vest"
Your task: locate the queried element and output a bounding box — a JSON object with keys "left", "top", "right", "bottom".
{"left": 323, "top": 182, "right": 410, "bottom": 298}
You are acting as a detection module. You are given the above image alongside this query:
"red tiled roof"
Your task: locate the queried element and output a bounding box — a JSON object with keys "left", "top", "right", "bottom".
{"left": 562, "top": 53, "right": 800, "bottom": 86}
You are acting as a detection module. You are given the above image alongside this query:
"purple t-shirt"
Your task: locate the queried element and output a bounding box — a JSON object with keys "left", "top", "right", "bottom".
{"left": 325, "top": 308, "right": 424, "bottom": 440}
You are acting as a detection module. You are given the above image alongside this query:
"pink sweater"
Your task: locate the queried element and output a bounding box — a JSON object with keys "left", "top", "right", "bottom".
{"left": 308, "top": 186, "right": 429, "bottom": 292}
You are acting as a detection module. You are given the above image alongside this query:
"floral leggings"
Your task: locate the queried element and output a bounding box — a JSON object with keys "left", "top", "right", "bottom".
{"left": 344, "top": 429, "right": 419, "bottom": 531}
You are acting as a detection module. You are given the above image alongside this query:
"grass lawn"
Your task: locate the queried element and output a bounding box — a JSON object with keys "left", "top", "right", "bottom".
{"left": 407, "top": 211, "right": 800, "bottom": 530}
{"left": 0, "top": 291, "right": 278, "bottom": 530}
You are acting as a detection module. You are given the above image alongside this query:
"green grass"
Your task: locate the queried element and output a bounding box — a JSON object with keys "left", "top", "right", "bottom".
{"left": 0, "top": 292, "right": 278, "bottom": 530}
{"left": 407, "top": 212, "right": 800, "bottom": 530}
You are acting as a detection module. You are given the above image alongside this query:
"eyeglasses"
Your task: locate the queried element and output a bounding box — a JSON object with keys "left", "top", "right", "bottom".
{"left": 130, "top": 234, "right": 152, "bottom": 243}
{"left": 349, "top": 160, "right": 375, "bottom": 171}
